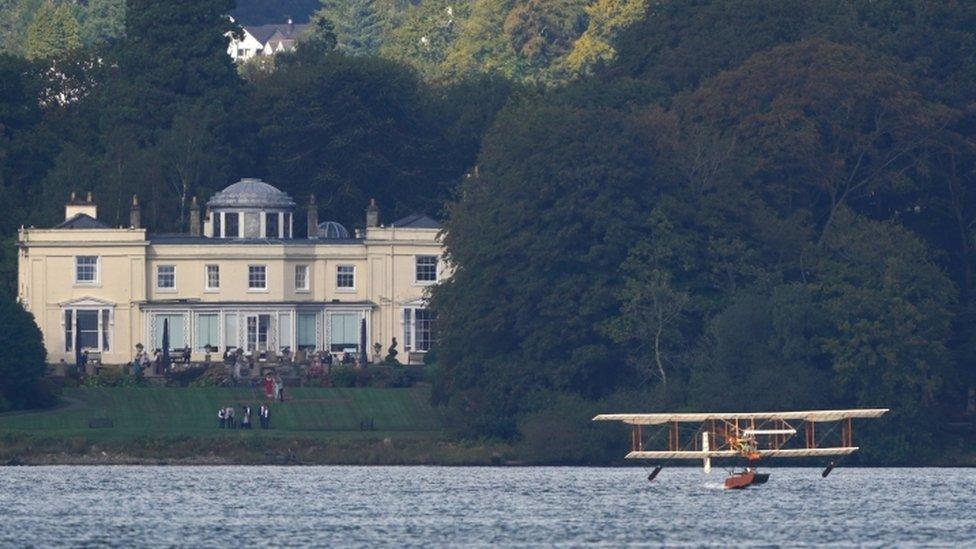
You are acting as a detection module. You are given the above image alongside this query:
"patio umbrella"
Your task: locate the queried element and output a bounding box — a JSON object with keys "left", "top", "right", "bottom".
{"left": 359, "top": 318, "right": 367, "bottom": 368}
{"left": 161, "top": 319, "right": 171, "bottom": 372}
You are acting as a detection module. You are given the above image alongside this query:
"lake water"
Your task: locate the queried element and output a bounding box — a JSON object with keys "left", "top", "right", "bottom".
{"left": 0, "top": 466, "right": 973, "bottom": 546}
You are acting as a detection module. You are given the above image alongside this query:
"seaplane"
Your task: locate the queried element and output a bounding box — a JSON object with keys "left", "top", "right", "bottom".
{"left": 593, "top": 408, "right": 888, "bottom": 489}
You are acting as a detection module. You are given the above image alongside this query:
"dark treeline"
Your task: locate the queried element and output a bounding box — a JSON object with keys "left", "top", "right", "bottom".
{"left": 429, "top": 1, "right": 976, "bottom": 463}
{"left": 1, "top": 0, "right": 974, "bottom": 462}
{"left": 0, "top": 0, "right": 506, "bottom": 294}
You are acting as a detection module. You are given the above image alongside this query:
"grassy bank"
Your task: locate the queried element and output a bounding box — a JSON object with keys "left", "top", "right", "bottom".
{"left": 3, "top": 388, "right": 972, "bottom": 466}
{"left": 0, "top": 387, "right": 518, "bottom": 465}
{"left": 0, "top": 387, "right": 444, "bottom": 439}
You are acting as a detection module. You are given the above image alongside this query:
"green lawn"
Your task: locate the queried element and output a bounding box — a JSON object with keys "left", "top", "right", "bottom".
{"left": 0, "top": 387, "right": 446, "bottom": 440}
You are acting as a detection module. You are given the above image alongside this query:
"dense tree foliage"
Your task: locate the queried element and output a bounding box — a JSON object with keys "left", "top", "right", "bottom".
{"left": 1, "top": 0, "right": 124, "bottom": 56}
{"left": 246, "top": 52, "right": 465, "bottom": 228}
{"left": 231, "top": 0, "right": 320, "bottom": 25}
{"left": 427, "top": 3, "right": 976, "bottom": 462}
{"left": 0, "top": 296, "right": 52, "bottom": 412}
{"left": 0, "top": 0, "right": 974, "bottom": 460}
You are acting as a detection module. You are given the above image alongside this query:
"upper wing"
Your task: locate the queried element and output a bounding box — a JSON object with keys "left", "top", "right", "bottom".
{"left": 592, "top": 409, "right": 888, "bottom": 425}
{"left": 624, "top": 447, "right": 860, "bottom": 460}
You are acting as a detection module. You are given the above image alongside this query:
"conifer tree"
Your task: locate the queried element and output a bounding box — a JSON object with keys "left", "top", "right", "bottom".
{"left": 26, "top": 2, "right": 81, "bottom": 60}
{"left": 316, "top": 0, "right": 385, "bottom": 55}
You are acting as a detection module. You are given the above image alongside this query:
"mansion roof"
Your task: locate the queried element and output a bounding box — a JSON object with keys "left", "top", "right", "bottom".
{"left": 392, "top": 214, "right": 441, "bottom": 229}
{"left": 55, "top": 213, "right": 109, "bottom": 230}
{"left": 146, "top": 235, "right": 361, "bottom": 245}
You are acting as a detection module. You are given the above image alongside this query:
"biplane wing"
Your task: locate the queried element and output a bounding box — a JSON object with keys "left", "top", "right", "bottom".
{"left": 624, "top": 447, "right": 859, "bottom": 460}
{"left": 592, "top": 409, "right": 889, "bottom": 425}
{"left": 593, "top": 408, "right": 888, "bottom": 483}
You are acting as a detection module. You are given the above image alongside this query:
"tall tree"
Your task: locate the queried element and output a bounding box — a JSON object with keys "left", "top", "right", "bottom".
{"left": 42, "top": 0, "right": 245, "bottom": 232}
{"left": 502, "top": 0, "right": 587, "bottom": 68}
{"left": 247, "top": 53, "right": 454, "bottom": 228}
{"left": 560, "top": 0, "right": 646, "bottom": 76}
{"left": 679, "top": 39, "right": 949, "bottom": 243}
{"left": 813, "top": 210, "right": 957, "bottom": 461}
{"left": 431, "top": 102, "right": 660, "bottom": 435}
{"left": 25, "top": 1, "right": 81, "bottom": 60}
{"left": 77, "top": 0, "right": 125, "bottom": 46}
{"left": 382, "top": 0, "right": 469, "bottom": 79}
{"left": 316, "top": 0, "right": 385, "bottom": 55}
{"left": 103, "top": 0, "right": 241, "bottom": 131}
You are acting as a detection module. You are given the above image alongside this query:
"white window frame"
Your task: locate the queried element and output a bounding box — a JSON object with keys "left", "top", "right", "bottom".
{"left": 295, "top": 264, "right": 310, "bottom": 292}
{"left": 74, "top": 256, "right": 100, "bottom": 286}
{"left": 193, "top": 311, "right": 221, "bottom": 352}
{"left": 248, "top": 264, "right": 268, "bottom": 291}
{"left": 326, "top": 310, "right": 366, "bottom": 354}
{"left": 245, "top": 313, "right": 273, "bottom": 352}
{"left": 415, "top": 255, "right": 439, "bottom": 285}
{"left": 403, "top": 307, "right": 435, "bottom": 352}
{"left": 336, "top": 264, "right": 355, "bottom": 291}
{"left": 296, "top": 311, "right": 319, "bottom": 351}
{"left": 205, "top": 264, "right": 220, "bottom": 292}
{"left": 64, "top": 307, "right": 113, "bottom": 352}
{"left": 156, "top": 265, "right": 176, "bottom": 292}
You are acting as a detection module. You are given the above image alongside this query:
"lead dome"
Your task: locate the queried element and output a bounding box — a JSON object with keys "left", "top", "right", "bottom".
{"left": 206, "top": 178, "right": 296, "bottom": 209}
{"left": 206, "top": 178, "right": 295, "bottom": 239}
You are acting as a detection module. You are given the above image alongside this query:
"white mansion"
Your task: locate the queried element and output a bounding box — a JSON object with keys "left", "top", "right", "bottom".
{"left": 16, "top": 179, "right": 445, "bottom": 365}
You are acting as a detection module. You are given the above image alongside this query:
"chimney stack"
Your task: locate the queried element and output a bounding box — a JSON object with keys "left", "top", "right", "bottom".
{"left": 189, "top": 196, "right": 201, "bottom": 236}
{"left": 130, "top": 195, "right": 141, "bottom": 229}
{"left": 65, "top": 191, "right": 98, "bottom": 221}
{"left": 366, "top": 198, "right": 379, "bottom": 228}
{"left": 307, "top": 194, "right": 318, "bottom": 238}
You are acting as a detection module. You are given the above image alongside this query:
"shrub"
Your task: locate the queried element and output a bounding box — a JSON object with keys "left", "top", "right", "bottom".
{"left": 355, "top": 368, "right": 372, "bottom": 387}
{"left": 330, "top": 365, "right": 357, "bottom": 388}
{"left": 515, "top": 392, "right": 635, "bottom": 464}
{"left": 190, "top": 364, "right": 231, "bottom": 387}
{"left": 0, "top": 297, "right": 50, "bottom": 410}
{"left": 165, "top": 366, "right": 208, "bottom": 387}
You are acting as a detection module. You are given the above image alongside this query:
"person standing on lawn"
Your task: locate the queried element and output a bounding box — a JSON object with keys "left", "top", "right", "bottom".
{"left": 276, "top": 376, "right": 286, "bottom": 402}
{"left": 218, "top": 408, "right": 226, "bottom": 429}
{"left": 264, "top": 374, "right": 274, "bottom": 400}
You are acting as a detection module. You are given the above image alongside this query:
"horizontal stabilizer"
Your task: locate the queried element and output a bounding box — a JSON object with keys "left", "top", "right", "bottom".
{"left": 742, "top": 429, "right": 797, "bottom": 436}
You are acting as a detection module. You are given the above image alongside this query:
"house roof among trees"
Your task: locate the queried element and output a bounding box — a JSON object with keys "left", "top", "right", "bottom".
{"left": 391, "top": 214, "right": 441, "bottom": 229}
{"left": 54, "top": 213, "right": 109, "bottom": 229}
{"left": 245, "top": 22, "right": 309, "bottom": 45}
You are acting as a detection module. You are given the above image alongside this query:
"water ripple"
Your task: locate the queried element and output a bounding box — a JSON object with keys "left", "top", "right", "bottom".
{"left": 0, "top": 467, "right": 973, "bottom": 547}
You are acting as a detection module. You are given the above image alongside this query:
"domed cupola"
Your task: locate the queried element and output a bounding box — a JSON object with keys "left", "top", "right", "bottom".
{"left": 316, "top": 221, "right": 350, "bottom": 240}
{"left": 206, "top": 178, "right": 296, "bottom": 239}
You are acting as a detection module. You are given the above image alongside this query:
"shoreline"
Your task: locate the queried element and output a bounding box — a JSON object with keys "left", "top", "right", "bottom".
{"left": 3, "top": 434, "right": 973, "bottom": 467}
